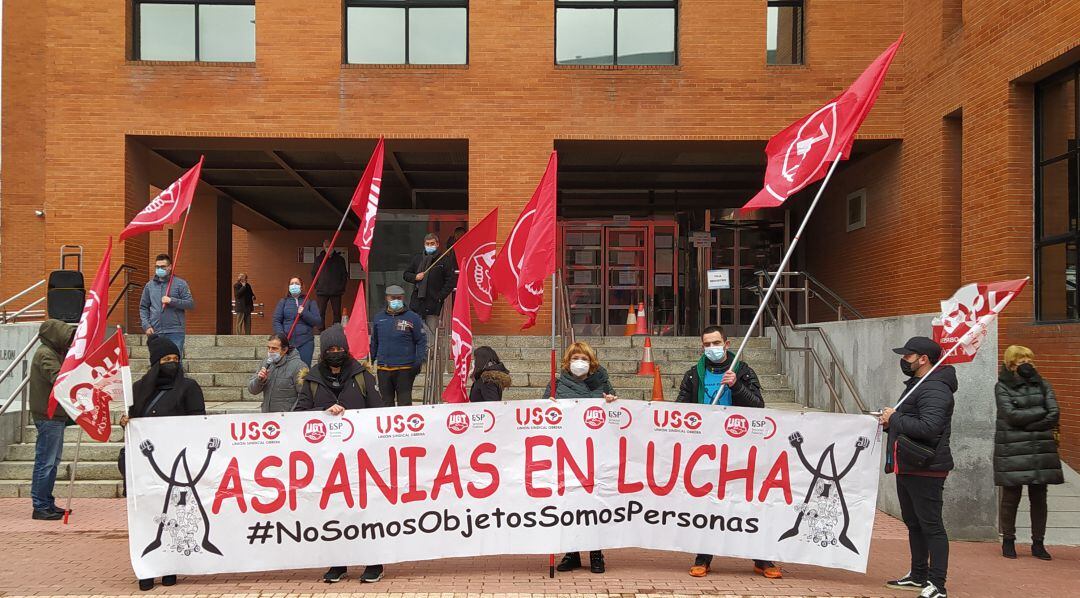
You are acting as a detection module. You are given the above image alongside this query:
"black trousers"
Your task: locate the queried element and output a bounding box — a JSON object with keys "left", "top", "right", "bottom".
{"left": 316, "top": 294, "right": 343, "bottom": 328}
{"left": 999, "top": 484, "right": 1049, "bottom": 542}
{"left": 896, "top": 474, "right": 949, "bottom": 589}
{"left": 378, "top": 368, "right": 417, "bottom": 407}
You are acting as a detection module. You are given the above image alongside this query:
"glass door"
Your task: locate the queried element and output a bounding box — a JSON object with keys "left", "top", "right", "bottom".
{"left": 605, "top": 227, "right": 649, "bottom": 336}
{"left": 563, "top": 227, "right": 604, "bottom": 335}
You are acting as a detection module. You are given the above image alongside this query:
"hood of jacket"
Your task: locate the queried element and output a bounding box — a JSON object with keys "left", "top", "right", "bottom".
{"left": 908, "top": 364, "right": 958, "bottom": 394}
{"left": 38, "top": 319, "right": 75, "bottom": 356}
{"left": 480, "top": 369, "right": 512, "bottom": 389}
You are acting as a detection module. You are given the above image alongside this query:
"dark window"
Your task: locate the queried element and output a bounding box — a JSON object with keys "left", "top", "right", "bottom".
{"left": 134, "top": 1, "right": 256, "bottom": 62}
{"left": 555, "top": 1, "right": 677, "bottom": 66}
{"left": 345, "top": 1, "right": 468, "bottom": 65}
{"left": 1035, "top": 64, "right": 1080, "bottom": 321}
{"left": 767, "top": 0, "right": 803, "bottom": 65}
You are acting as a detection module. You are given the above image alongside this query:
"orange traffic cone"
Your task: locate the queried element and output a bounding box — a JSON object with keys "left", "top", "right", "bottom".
{"left": 634, "top": 302, "right": 648, "bottom": 335}
{"left": 624, "top": 306, "right": 637, "bottom": 336}
{"left": 650, "top": 366, "right": 665, "bottom": 401}
{"left": 636, "top": 337, "right": 656, "bottom": 376}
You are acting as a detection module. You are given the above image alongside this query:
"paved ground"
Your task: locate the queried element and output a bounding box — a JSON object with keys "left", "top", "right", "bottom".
{"left": 0, "top": 499, "right": 1077, "bottom": 597}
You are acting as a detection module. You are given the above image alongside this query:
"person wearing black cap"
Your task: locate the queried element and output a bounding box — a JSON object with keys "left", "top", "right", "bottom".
{"left": 293, "top": 323, "right": 383, "bottom": 584}
{"left": 371, "top": 285, "right": 426, "bottom": 407}
{"left": 118, "top": 334, "right": 206, "bottom": 592}
{"left": 880, "top": 336, "right": 956, "bottom": 598}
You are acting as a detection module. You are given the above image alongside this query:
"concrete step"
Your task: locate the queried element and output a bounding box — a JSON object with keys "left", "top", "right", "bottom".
{"left": 472, "top": 335, "right": 771, "bottom": 350}
{"left": 23, "top": 425, "right": 125, "bottom": 444}
{"left": 130, "top": 345, "right": 260, "bottom": 360}
{"left": 6, "top": 442, "right": 122, "bottom": 462}
{"left": 0, "top": 461, "right": 121, "bottom": 481}
{"left": 0, "top": 480, "right": 124, "bottom": 499}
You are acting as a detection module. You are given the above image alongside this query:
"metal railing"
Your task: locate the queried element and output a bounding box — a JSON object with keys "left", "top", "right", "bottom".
{"left": 555, "top": 270, "right": 575, "bottom": 356}
{"left": 0, "top": 334, "right": 42, "bottom": 444}
{"left": 106, "top": 265, "right": 141, "bottom": 330}
{"left": 754, "top": 271, "right": 864, "bottom": 332}
{"left": 0, "top": 280, "right": 47, "bottom": 324}
{"left": 421, "top": 297, "right": 454, "bottom": 405}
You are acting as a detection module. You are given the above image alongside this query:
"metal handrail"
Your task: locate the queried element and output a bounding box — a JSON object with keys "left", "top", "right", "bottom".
{"left": 2, "top": 297, "right": 47, "bottom": 324}
{"left": 421, "top": 297, "right": 453, "bottom": 405}
{"left": 758, "top": 270, "right": 865, "bottom": 321}
{"left": 799, "top": 271, "right": 866, "bottom": 319}
{"left": 108, "top": 264, "right": 137, "bottom": 287}
{"left": 556, "top": 270, "right": 575, "bottom": 355}
{"left": 107, "top": 282, "right": 142, "bottom": 317}
{"left": 0, "top": 280, "right": 46, "bottom": 310}
{"left": 0, "top": 334, "right": 41, "bottom": 428}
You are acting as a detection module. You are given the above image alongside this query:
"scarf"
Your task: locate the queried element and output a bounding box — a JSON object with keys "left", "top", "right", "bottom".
{"left": 416, "top": 254, "right": 435, "bottom": 299}
{"left": 695, "top": 351, "right": 741, "bottom": 404}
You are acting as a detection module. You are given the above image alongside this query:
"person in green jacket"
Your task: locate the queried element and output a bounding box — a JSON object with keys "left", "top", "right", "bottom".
{"left": 995, "top": 345, "right": 1063, "bottom": 561}
{"left": 28, "top": 319, "right": 75, "bottom": 520}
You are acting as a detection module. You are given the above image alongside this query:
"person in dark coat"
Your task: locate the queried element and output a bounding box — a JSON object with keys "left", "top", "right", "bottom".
{"left": 676, "top": 326, "right": 780, "bottom": 579}
{"left": 403, "top": 233, "right": 457, "bottom": 345}
{"left": 371, "top": 285, "right": 426, "bottom": 407}
{"left": 545, "top": 341, "right": 615, "bottom": 574}
{"left": 233, "top": 273, "right": 255, "bottom": 335}
{"left": 249, "top": 333, "right": 307, "bottom": 413}
{"left": 119, "top": 334, "right": 205, "bottom": 592}
{"left": 994, "top": 345, "right": 1063, "bottom": 561}
{"left": 310, "top": 239, "right": 349, "bottom": 328}
{"left": 880, "top": 337, "right": 956, "bottom": 598}
{"left": 294, "top": 324, "right": 384, "bottom": 584}
{"left": 469, "top": 346, "right": 512, "bottom": 402}
{"left": 272, "top": 276, "right": 321, "bottom": 366}
{"left": 28, "top": 319, "right": 75, "bottom": 521}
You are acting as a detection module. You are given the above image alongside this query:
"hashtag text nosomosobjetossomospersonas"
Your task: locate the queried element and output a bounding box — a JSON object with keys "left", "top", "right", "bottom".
{"left": 245, "top": 500, "right": 760, "bottom": 545}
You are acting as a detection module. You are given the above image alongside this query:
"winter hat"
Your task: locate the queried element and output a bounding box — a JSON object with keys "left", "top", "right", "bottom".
{"left": 319, "top": 324, "right": 350, "bottom": 358}
{"left": 147, "top": 334, "right": 181, "bottom": 366}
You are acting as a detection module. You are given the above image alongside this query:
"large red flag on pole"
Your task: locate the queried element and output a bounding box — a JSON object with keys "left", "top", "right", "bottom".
{"left": 344, "top": 281, "right": 371, "bottom": 360}
{"left": 742, "top": 36, "right": 903, "bottom": 210}
{"left": 48, "top": 238, "right": 112, "bottom": 418}
{"left": 351, "top": 137, "right": 385, "bottom": 271}
{"left": 491, "top": 151, "right": 557, "bottom": 329}
{"left": 50, "top": 330, "right": 133, "bottom": 442}
{"left": 119, "top": 158, "right": 203, "bottom": 241}
{"left": 452, "top": 208, "right": 499, "bottom": 322}
{"left": 441, "top": 286, "right": 473, "bottom": 404}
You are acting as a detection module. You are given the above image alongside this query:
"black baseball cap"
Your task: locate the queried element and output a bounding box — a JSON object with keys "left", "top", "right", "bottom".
{"left": 892, "top": 336, "right": 942, "bottom": 363}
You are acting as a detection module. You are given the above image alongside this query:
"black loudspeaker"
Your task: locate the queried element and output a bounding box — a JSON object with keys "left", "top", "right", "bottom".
{"left": 47, "top": 270, "right": 86, "bottom": 323}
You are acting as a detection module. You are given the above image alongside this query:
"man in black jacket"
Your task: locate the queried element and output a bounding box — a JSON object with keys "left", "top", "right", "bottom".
{"left": 311, "top": 240, "right": 349, "bottom": 329}
{"left": 403, "top": 233, "right": 457, "bottom": 348}
{"left": 233, "top": 273, "right": 255, "bottom": 335}
{"left": 676, "top": 326, "right": 781, "bottom": 580}
{"left": 880, "top": 336, "right": 955, "bottom": 598}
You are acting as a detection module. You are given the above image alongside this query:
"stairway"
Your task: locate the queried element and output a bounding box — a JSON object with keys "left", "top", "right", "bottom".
{"left": 0, "top": 333, "right": 800, "bottom": 499}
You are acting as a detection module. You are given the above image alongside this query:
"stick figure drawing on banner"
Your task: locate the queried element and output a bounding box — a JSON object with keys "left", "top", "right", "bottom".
{"left": 140, "top": 437, "right": 223, "bottom": 557}
{"left": 779, "top": 432, "right": 869, "bottom": 554}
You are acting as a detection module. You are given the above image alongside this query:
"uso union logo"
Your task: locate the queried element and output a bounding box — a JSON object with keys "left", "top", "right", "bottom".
{"left": 515, "top": 405, "right": 563, "bottom": 428}
{"left": 447, "top": 411, "right": 470, "bottom": 435}
{"left": 583, "top": 406, "right": 607, "bottom": 430}
{"left": 376, "top": 413, "right": 426, "bottom": 435}
{"left": 229, "top": 420, "right": 282, "bottom": 443}
{"left": 653, "top": 408, "right": 703, "bottom": 431}
{"left": 303, "top": 420, "right": 327, "bottom": 444}
{"left": 725, "top": 414, "right": 750, "bottom": 438}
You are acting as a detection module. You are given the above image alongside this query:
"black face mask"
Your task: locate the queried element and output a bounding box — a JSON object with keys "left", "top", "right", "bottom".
{"left": 158, "top": 362, "right": 179, "bottom": 379}
{"left": 900, "top": 357, "right": 919, "bottom": 377}
{"left": 323, "top": 352, "right": 348, "bottom": 368}
{"left": 1017, "top": 363, "right": 1036, "bottom": 379}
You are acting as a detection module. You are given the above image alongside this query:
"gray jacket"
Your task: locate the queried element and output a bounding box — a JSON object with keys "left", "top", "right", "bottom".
{"left": 248, "top": 348, "right": 307, "bottom": 413}
{"left": 140, "top": 276, "right": 195, "bottom": 334}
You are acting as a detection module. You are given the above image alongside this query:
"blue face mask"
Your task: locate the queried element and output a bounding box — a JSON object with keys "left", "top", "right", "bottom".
{"left": 289, "top": 284, "right": 302, "bottom": 296}
{"left": 389, "top": 299, "right": 404, "bottom": 311}
{"left": 704, "top": 346, "right": 727, "bottom": 363}
{"left": 154, "top": 267, "right": 168, "bottom": 279}
{"left": 424, "top": 245, "right": 437, "bottom": 255}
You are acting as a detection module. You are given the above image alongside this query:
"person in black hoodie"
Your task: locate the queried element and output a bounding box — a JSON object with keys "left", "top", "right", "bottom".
{"left": 469, "top": 346, "right": 512, "bottom": 402}
{"left": 310, "top": 240, "right": 349, "bottom": 328}
{"left": 294, "top": 324, "right": 384, "bottom": 584}
{"left": 119, "top": 334, "right": 206, "bottom": 592}
{"left": 880, "top": 336, "right": 955, "bottom": 598}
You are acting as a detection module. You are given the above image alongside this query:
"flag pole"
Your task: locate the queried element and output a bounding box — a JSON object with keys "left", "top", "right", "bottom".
{"left": 549, "top": 269, "right": 557, "bottom": 578}
{"left": 162, "top": 206, "right": 193, "bottom": 308}
{"left": 712, "top": 157, "right": 843, "bottom": 404}
{"left": 286, "top": 207, "right": 352, "bottom": 339}
{"left": 62, "top": 428, "right": 84, "bottom": 524}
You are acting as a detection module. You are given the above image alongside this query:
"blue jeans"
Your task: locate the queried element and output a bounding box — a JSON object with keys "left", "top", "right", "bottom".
{"left": 31, "top": 420, "right": 66, "bottom": 511}
{"left": 296, "top": 340, "right": 314, "bottom": 367}
{"left": 158, "top": 332, "right": 185, "bottom": 357}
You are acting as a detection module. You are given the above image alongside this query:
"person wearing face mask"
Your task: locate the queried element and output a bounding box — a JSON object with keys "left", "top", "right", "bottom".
{"left": 118, "top": 334, "right": 205, "bottom": 592}
{"left": 139, "top": 253, "right": 195, "bottom": 355}
{"left": 272, "top": 276, "right": 321, "bottom": 366}
{"left": 994, "top": 345, "right": 1062, "bottom": 561}
{"left": 371, "top": 285, "right": 426, "bottom": 407}
{"left": 404, "top": 233, "right": 457, "bottom": 348}
{"left": 544, "top": 341, "right": 616, "bottom": 575}
{"left": 248, "top": 333, "right": 307, "bottom": 413}
{"left": 879, "top": 336, "right": 956, "bottom": 598}
{"left": 292, "top": 323, "right": 383, "bottom": 584}
{"left": 310, "top": 239, "right": 350, "bottom": 328}
{"left": 676, "top": 326, "right": 779, "bottom": 580}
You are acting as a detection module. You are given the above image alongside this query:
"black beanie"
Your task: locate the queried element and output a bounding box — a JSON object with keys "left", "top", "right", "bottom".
{"left": 320, "top": 324, "right": 350, "bottom": 358}
{"left": 147, "top": 334, "right": 180, "bottom": 366}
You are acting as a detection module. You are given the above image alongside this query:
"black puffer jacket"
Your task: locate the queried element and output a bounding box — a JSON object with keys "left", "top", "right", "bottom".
{"left": 993, "top": 366, "right": 1063, "bottom": 486}
{"left": 469, "top": 363, "right": 512, "bottom": 402}
{"left": 885, "top": 366, "right": 956, "bottom": 474}
{"left": 294, "top": 359, "right": 383, "bottom": 411}
{"left": 404, "top": 250, "right": 457, "bottom": 317}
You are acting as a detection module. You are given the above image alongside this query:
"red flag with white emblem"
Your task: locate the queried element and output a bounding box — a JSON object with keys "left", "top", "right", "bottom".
{"left": 48, "top": 238, "right": 112, "bottom": 418}
{"left": 441, "top": 289, "right": 473, "bottom": 404}
{"left": 932, "top": 278, "right": 1028, "bottom": 364}
{"left": 350, "top": 138, "right": 385, "bottom": 271}
{"left": 743, "top": 36, "right": 902, "bottom": 210}
{"left": 344, "top": 281, "right": 371, "bottom": 361}
{"left": 119, "top": 158, "right": 203, "bottom": 241}
{"left": 452, "top": 208, "right": 499, "bottom": 322}
{"left": 491, "top": 152, "right": 557, "bottom": 329}
{"left": 50, "top": 330, "right": 133, "bottom": 442}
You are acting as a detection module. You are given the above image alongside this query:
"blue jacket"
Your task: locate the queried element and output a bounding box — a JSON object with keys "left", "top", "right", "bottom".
{"left": 272, "top": 296, "right": 321, "bottom": 349}
{"left": 139, "top": 276, "right": 195, "bottom": 334}
{"left": 371, "top": 308, "right": 426, "bottom": 368}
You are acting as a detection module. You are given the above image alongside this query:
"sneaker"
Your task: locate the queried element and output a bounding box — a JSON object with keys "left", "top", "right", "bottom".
{"left": 323, "top": 566, "right": 347, "bottom": 583}
{"left": 753, "top": 560, "right": 783, "bottom": 579}
{"left": 32, "top": 509, "right": 63, "bottom": 521}
{"left": 138, "top": 579, "right": 154, "bottom": 591}
{"left": 360, "top": 565, "right": 384, "bottom": 583}
{"left": 556, "top": 552, "right": 582, "bottom": 572}
{"left": 161, "top": 575, "right": 176, "bottom": 587}
{"left": 589, "top": 550, "right": 605, "bottom": 574}
{"left": 886, "top": 573, "right": 928, "bottom": 591}
{"left": 919, "top": 582, "right": 947, "bottom": 598}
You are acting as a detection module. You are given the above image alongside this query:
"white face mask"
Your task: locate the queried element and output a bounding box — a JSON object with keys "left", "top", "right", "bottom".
{"left": 569, "top": 359, "right": 590, "bottom": 377}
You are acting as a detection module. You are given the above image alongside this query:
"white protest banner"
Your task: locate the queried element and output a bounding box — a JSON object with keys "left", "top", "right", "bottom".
{"left": 126, "top": 400, "right": 882, "bottom": 579}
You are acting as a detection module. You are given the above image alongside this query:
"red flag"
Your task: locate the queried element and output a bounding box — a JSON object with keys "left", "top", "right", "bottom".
{"left": 48, "top": 238, "right": 112, "bottom": 418}
{"left": 452, "top": 208, "right": 499, "bottom": 322}
{"left": 351, "top": 138, "right": 386, "bottom": 271}
{"left": 441, "top": 289, "right": 473, "bottom": 404}
{"left": 50, "top": 330, "right": 133, "bottom": 442}
{"left": 743, "top": 36, "right": 903, "bottom": 210}
{"left": 932, "top": 278, "right": 1028, "bottom": 364}
{"left": 120, "top": 157, "right": 203, "bottom": 241}
{"left": 344, "top": 281, "right": 371, "bottom": 361}
{"left": 491, "top": 151, "right": 558, "bottom": 329}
